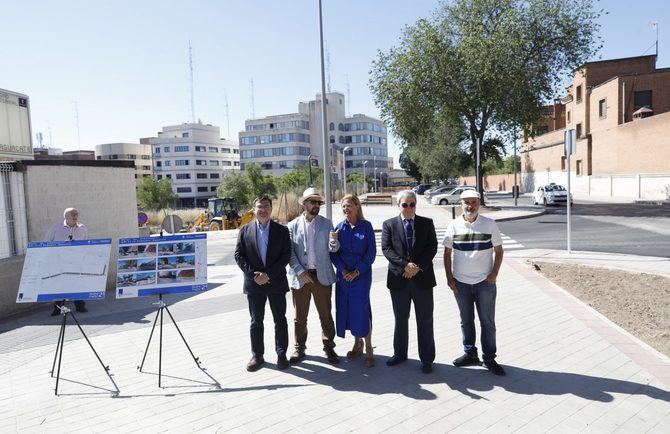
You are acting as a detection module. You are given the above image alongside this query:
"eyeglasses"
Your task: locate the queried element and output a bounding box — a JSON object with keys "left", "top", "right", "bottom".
{"left": 307, "top": 200, "right": 324, "bottom": 205}
{"left": 401, "top": 202, "right": 416, "bottom": 208}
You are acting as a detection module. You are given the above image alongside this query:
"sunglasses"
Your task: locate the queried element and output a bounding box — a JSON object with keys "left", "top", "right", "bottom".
{"left": 401, "top": 202, "right": 416, "bottom": 208}
{"left": 307, "top": 200, "right": 324, "bottom": 205}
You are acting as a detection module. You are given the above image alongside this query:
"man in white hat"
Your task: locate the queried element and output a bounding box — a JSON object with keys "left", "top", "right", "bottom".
{"left": 442, "top": 189, "right": 506, "bottom": 376}
{"left": 286, "top": 187, "right": 341, "bottom": 364}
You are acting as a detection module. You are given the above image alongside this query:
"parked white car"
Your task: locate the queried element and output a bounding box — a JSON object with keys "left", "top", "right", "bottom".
{"left": 533, "top": 183, "right": 573, "bottom": 206}
{"left": 430, "top": 186, "right": 476, "bottom": 205}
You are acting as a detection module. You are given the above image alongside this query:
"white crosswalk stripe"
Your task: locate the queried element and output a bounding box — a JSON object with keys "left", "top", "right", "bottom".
{"left": 373, "top": 229, "right": 525, "bottom": 252}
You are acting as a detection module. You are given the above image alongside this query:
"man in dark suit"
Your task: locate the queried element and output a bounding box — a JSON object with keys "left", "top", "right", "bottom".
{"left": 381, "top": 190, "right": 438, "bottom": 373}
{"left": 234, "top": 196, "right": 292, "bottom": 372}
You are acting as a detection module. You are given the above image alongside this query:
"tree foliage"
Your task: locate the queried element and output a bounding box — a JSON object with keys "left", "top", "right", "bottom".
{"left": 370, "top": 0, "right": 601, "bottom": 196}
{"left": 279, "top": 164, "right": 324, "bottom": 191}
{"left": 398, "top": 150, "right": 422, "bottom": 182}
{"left": 245, "top": 163, "right": 277, "bottom": 199}
{"left": 136, "top": 177, "right": 178, "bottom": 213}
{"left": 216, "top": 171, "right": 252, "bottom": 207}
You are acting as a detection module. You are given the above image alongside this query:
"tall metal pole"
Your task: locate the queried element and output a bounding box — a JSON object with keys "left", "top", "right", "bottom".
{"left": 363, "top": 161, "right": 368, "bottom": 193}
{"left": 513, "top": 127, "right": 518, "bottom": 206}
{"left": 373, "top": 155, "right": 377, "bottom": 192}
{"left": 342, "top": 153, "right": 347, "bottom": 196}
{"left": 318, "top": 0, "right": 332, "bottom": 220}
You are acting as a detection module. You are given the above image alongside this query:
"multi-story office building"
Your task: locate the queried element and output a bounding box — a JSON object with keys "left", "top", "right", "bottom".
{"left": 149, "top": 123, "right": 240, "bottom": 207}
{"left": 95, "top": 143, "right": 152, "bottom": 178}
{"left": 239, "top": 92, "right": 389, "bottom": 183}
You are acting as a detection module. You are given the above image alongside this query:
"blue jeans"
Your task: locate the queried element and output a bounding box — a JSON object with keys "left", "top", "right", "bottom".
{"left": 453, "top": 279, "right": 497, "bottom": 362}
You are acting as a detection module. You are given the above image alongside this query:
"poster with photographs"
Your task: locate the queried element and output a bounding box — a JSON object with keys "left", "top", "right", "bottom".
{"left": 115, "top": 233, "right": 207, "bottom": 298}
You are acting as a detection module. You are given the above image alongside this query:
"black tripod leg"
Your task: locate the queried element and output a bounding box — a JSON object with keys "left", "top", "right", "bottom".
{"left": 54, "top": 312, "right": 68, "bottom": 395}
{"left": 138, "top": 307, "right": 161, "bottom": 371}
{"left": 164, "top": 305, "right": 201, "bottom": 366}
{"left": 51, "top": 312, "right": 67, "bottom": 377}
{"left": 159, "top": 306, "right": 164, "bottom": 388}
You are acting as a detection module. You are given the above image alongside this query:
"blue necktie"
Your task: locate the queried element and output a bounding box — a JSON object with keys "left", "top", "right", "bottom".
{"left": 404, "top": 219, "right": 414, "bottom": 252}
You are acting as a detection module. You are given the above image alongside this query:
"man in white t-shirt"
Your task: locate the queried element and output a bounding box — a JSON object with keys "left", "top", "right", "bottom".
{"left": 442, "top": 190, "right": 505, "bottom": 376}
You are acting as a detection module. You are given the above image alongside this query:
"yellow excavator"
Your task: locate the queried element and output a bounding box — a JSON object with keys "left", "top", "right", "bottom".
{"left": 198, "top": 197, "right": 254, "bottom": 231}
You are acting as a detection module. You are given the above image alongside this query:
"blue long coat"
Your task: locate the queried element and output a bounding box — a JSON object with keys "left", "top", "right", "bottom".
{"left": 330, "top": 219, "right": 376, "bottom": 338}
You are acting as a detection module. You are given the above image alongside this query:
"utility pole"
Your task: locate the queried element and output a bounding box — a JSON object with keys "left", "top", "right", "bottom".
{"left": 188, "top": 41, "right": 195, "bottom": 123}
{"left": 318, "top": 0, "right": 332, "bottom": 220}
{"left": 250, "top": 78, "right": 256, "bottom": 119}
{"left": 73, "top": 101, "right": 81, "bottom": 148}
{"left": 223, "top": 89, "right": 230, "bottom": 138}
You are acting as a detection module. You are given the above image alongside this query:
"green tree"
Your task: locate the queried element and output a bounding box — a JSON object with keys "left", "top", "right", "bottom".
{"left": 370, "top": 0, "right": 601, "bottom": 201}
{"left": 245, "top": 163, "right": 277, "bottom": 199}
{"left": 216, "top": 171, "right": 252, "bottom": 207}
{"left": 136, "top": 177, "right": 178, "bottom": 213}
{"left": 279, "top": 164, "right": 324, "bottom": 191}
{"left": 399, "top": 150, "right": 422, "bottom": 182}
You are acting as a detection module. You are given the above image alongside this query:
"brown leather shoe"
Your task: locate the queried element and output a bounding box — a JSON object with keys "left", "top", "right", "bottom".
{"left": 289, "top": 350, "right": 306, "bottom": 364}
{"left": 324, "top": 348, "right": 340, "bottom": 364}
{"left": 246, "top": 356, "right": 265, "bottom": 372}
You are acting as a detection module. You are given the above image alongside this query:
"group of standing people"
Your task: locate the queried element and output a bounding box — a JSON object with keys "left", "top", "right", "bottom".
{"left": 234, "top": 187, "right": 505, "bottom": 376}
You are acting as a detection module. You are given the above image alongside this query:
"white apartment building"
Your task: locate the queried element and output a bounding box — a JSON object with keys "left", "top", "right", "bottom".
{"left": 239, "top": 92, "right": 389, "bottom": 182}
{"left": 149, "top": 123, "right": 240, "bottom": 208}
{"left": 95, "top": 142, "right": 152, "bottom": 179}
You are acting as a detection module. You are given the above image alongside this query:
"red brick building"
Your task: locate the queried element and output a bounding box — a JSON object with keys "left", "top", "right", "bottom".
{"left": 522, "top": 55, "right": 670, "bottom": 200}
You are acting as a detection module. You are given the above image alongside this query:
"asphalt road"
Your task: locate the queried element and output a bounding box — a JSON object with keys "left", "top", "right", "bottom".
{"left": 490, "top": 195, "right": 670, "bottom": 258}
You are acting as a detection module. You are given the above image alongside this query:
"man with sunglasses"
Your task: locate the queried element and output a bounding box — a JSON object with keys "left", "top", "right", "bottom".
{"left": 286, "top": 188, "right": 341, "bottom": 365}
{"left": 381, "top": 190, "right": 438, "bottom": 374}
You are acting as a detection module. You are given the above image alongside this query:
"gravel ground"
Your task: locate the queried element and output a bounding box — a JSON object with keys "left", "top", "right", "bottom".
{"left": 530, "top": 261, "right": 670, "bottom": 357}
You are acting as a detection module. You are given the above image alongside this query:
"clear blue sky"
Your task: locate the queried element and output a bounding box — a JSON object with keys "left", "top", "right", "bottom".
{"left": 2, "top": 0, "right": 668, "bottom": 163}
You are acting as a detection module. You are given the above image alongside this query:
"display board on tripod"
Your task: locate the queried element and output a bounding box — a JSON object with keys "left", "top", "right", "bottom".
{"left": 116, "top": 233, "right": 207, "bottom": 298}
{"left": 16, "top": 239, "right": 112, "bottom": 303}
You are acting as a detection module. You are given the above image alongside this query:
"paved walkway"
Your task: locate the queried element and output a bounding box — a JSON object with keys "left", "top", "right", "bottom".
{"left": 0, "top": 212, "right": 668, "bottom": 432}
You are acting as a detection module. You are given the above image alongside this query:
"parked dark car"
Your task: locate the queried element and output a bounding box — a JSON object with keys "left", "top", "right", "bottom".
{"left": 412, "top": 184, "right": 435, "bottom": 195}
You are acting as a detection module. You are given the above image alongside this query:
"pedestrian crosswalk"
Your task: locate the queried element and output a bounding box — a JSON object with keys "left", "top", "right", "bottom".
{"left": 373, "top": 228, "right": 524, "bottom": 254}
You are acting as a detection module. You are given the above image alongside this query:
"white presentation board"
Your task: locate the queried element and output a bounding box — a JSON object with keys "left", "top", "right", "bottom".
{"left": 116, "top": 233, "right": 207, "bottom": 298}
{"left": 16, "top": 239, "right": 112, "bottom": 303}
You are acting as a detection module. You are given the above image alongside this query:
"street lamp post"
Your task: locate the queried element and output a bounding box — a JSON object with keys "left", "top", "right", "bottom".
{"left": 318, "top": 0, "right": 332, "bottom": 219}
{"left": 342, "top": 146, "right": 351, "bottom": 196}
{"left": 363, "top": 160, "right": 369, "bottom": 193}
{"left": 308, "top": 154, "right": 317, "bottom": 187}
{"left": 373, "top": 154, "right": 377, "bottom": 193}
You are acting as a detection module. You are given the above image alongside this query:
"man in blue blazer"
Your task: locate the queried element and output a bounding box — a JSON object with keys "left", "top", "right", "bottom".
{"left": 381, "top": 190, "right": 438, "bottom": 373}
{"left": 287, "top": 188, "right": 341, "bottom": 365}
{"left": 234, "top": 196, "right": 292, "bottom": 372}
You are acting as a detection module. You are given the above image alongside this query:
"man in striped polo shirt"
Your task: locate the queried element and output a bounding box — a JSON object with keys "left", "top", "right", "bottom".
{"left": 442, "top": 190, "right": 505, "bottom": 376}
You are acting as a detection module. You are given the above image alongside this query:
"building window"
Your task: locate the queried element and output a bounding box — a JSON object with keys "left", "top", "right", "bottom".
{"left": 175, "top": 159, "right": 189, "bottom": 166}
{"left": 561, "top": 156, "right": 566, "bottom": 171}
{"left": 633, "top": 90, "right": 652, "bottom": 110}
{"left": 234, "top": 161, "right": 240, "bottom": 166}
{"left": 141, "top": 155, "right": 150, "bottom": 160}
{"left": 166, "top": 174, "right": 171, "bottom": 179}
{"left": 164, "top": 160, "right": 171, "bottom": 166}
{"left": 233, "top": 149, "right": 239, "bottom": 154}
{"left": 599, "top": 99, "right": 607, "bottom": 118}
{"left": 210, "top": 186, "right": 217, "bottom": 192}
{"left": 210, "top": 173, "right": 220, "bottom": 179}
{"left": 329, "top": 122, "right": 335, "bottom": 131}
{"left": 195, "top": 146, "right": 206, "bottom": 152}
{"left": 182, "top": 132, "right": 189, "bottom": 138}
{"left": 196, "top": 173, "right": 207, "bottom": 179}
{"left": 576, "top": 85, "right": 582, "bottom": 103}
{"left": 176, "top": 173, "right": 190, "bottom": 179}
{"left": 567, "top": 111, "right": 571, "bottom": 123}
{"left": 174, "top": 146, "right": 189, "bottom": 152}
{"left": 195, "top": 160, "right": 206, "bottom": 166}
{"left": 576, "top": 160, "right": 583, "bottom": 176}
{"left": 154, "top": 147, "right": 160, "bottom": 153}
{"left": 209, "top": 160, "right": 219, "bottom": 166}
{"left": 221, "top": 148, "right": 231, "bottom": 153}
{"left": 163, "top": 146, "right": 170, "bottom": 152}
{"left": 209, "top": 146, "right": 219, "bottom": 153}
{"left": 197, "top": 186, "right": 208, "bottom": 192}
{"left": 156, "top": 175, "right": 162, "bottom": 180}
{"left": 176, "top": 187, "right": 192, "bottom": 193}
{"left": 156, "top": 161, "right": 162, "bottom": 167}
{"left": 222, "top": 161, "right": 232, "bottom": 166}
{"left": 576, "top": 123, "right": 582, "bottom": 138}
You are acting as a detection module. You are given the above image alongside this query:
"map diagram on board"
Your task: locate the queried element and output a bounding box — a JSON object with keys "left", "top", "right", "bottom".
{"left": 17, "top": 239, "right": 112, "bottom": 303}
{"left": 116, "top": 233, "right": 208, "bottom": 298}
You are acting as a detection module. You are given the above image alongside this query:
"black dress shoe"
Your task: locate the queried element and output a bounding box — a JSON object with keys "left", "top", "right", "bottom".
{"left": 289, "top": 350, "right": 306, "bottom": 364}
{"left": 277, "top": 355, "right": 289, "bottom": 370}
{"left": 385, "top": 355, "right": 408, "bottom": 366}
{"left": 246, "top": 356, "right": 265, "bottom": 372}
{"left": 453, "top": 353, "right": 482, "bottom": 367}
{"left": 484, "top": 360, "right": 506, "bottom": 376}
{"left": 324, "top": 348, "right": 340, "bottom": 364}
{"left": 421, "top": 363, "right": 433, "bottom": 374}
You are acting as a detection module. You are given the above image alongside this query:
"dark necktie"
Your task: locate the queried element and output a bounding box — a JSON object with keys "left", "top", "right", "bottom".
{"left": 404, "top": 219, "right": 414, "bottom": 251}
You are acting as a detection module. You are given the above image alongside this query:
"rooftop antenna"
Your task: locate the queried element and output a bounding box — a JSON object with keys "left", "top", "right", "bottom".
{"left": 188, "top": 41, "right": 196, "bottom": 124}
{"left": 223, "top": 89, "right": 230, "bottom": 139}
{"left": 47, "top": 122, "right": 53, "bottom": 147}
{"left": 73, "top": 101, "right": 81, "bottom": 148}
{"left": 36, "top": 132, "right": 43, "bottom": 148}
{"left": 651, "top": 21, "right": 659, "bottom": 58}
{"left": 326, "top": 41, "right": 331, "bottom": 93}
{"left": 250, "top": 78, "right": 255, "bottom": 119}
{"left": 345, "top": 74, "right": 351, "bottom": 117}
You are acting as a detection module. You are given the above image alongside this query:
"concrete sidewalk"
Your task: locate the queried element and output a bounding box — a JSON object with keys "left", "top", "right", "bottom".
{"left": 0, "top": 229, "right": 668, "bottom": 432}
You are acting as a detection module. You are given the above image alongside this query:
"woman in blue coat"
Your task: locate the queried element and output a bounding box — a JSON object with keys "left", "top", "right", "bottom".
{"left": 330, "top": 194, "right": 377, "bottom": 367}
